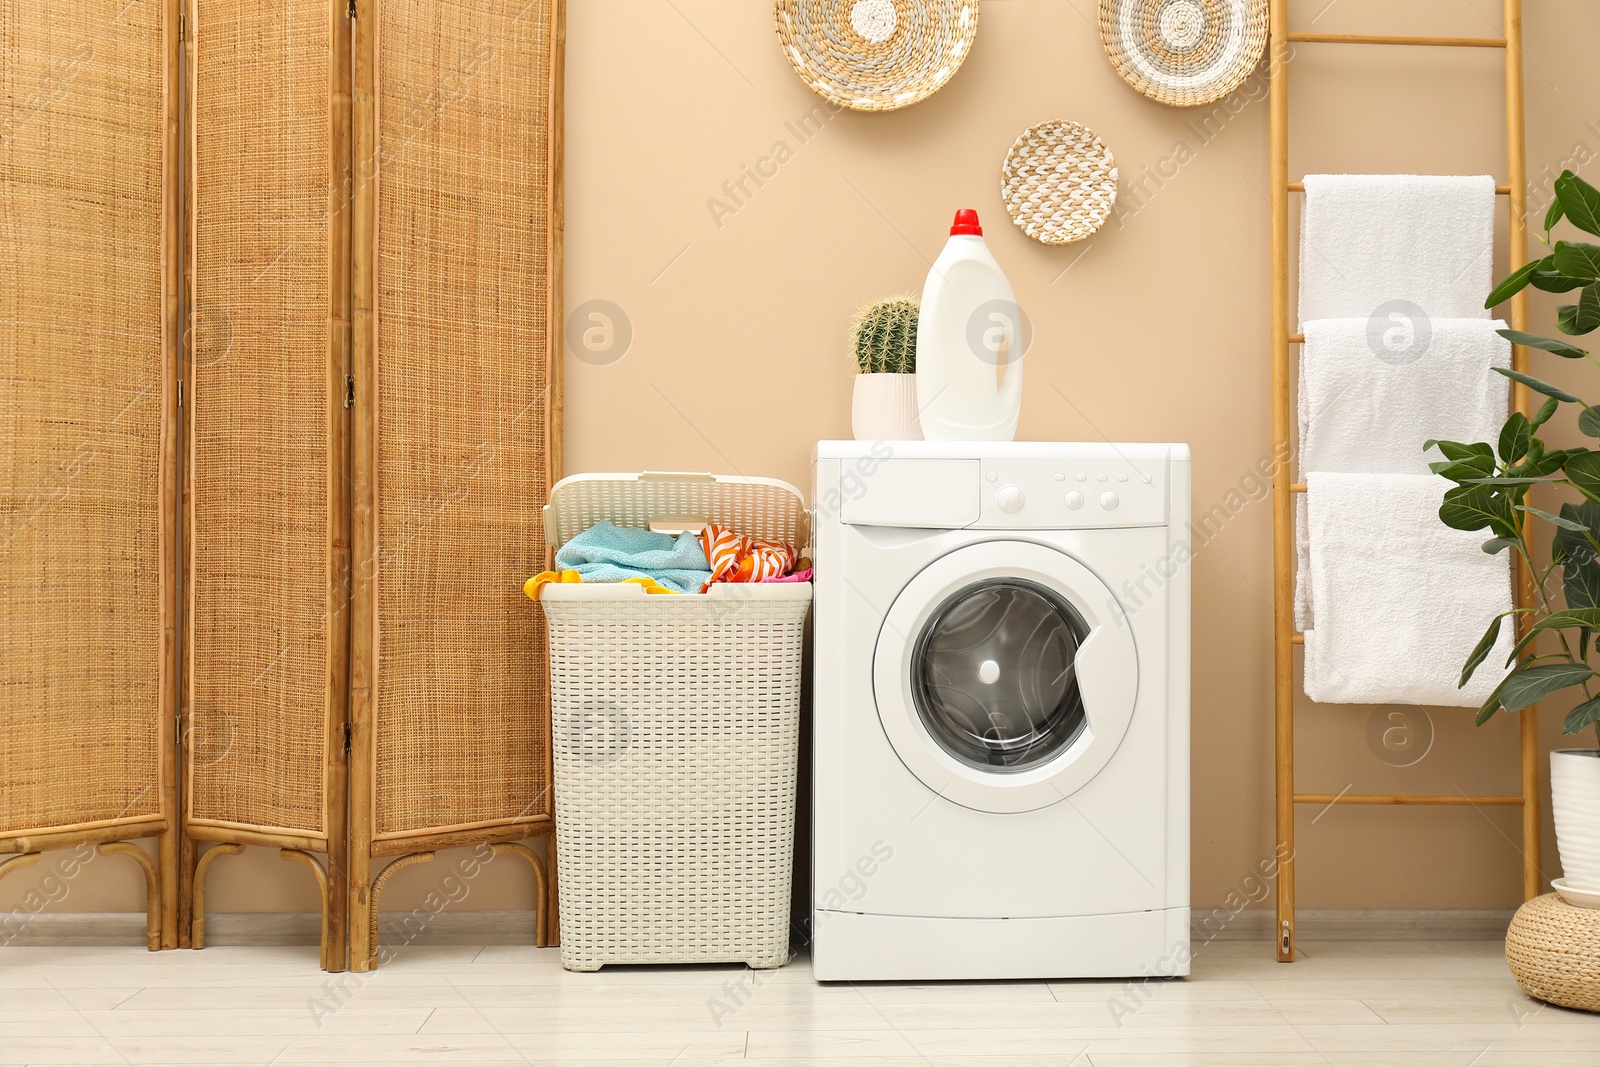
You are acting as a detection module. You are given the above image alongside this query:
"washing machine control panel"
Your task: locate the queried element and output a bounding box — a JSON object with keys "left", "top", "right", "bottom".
{"left": 975, "top": 458, "right": 1167, "bottom": 528}
{"left": 829, "top": 444, "right": 1180, "bottom": 530}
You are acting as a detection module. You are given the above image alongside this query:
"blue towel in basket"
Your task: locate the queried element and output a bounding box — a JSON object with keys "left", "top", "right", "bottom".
{"left": 553, "top": 521, "right": 712, "bottom": 594}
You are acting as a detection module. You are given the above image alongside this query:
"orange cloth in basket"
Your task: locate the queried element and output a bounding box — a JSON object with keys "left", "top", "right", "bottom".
{"left": 697, "top": 524, "right": 796, "bottom": 591}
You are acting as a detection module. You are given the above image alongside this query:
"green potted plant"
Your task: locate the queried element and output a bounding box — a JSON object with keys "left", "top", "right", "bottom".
{"left": 850, "top": 294, "right": 922, "bottom": 441}
{"left": 1433, "top": 169, "right": 1600, "bottom": 902}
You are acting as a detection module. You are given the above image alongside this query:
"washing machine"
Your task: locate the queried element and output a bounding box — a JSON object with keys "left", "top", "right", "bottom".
{"left": 810, "top": 440, "right": 1191, "bottom": 981}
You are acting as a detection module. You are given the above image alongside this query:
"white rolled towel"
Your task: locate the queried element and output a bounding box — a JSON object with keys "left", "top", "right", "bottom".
{"left": 1304, "top": 472, "right": 1513, "bottom": 707}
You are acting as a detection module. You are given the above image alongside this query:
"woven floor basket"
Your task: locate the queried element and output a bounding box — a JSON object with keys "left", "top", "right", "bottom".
{"left": 1506, "top": 893, "right": 1600, "bottom": 1013}
{"left": 540, "top": 473, "right": 811, "bottom": 971}
{"left": 774, "top": 0, "right": 979, "bottom": 112}
{"left": 1001, "top": 120, "right": 1118, "bottom": 245}
{"left": 1099, "top": 0, "right": 1268, "bottom": 108}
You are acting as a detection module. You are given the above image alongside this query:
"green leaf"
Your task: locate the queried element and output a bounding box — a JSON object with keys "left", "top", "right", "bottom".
{"left": 1463, "top": 476, "right": 1556, "bottom": 486}
{"left": 1477, "top": 671, "right": 1515, "bottom": 725}
{"left": 1440, "top": 484, "right": 1516, "bottom": 536}
{"left": 1498, "top": 329, "right": 1590, "bottom": 359}
{"left": 1557, "top": 500, "right": 1600, "bottom": 609}
{"left": 1426, "top": 439, "right": 1495, "bottom": 464}
{"left": 1546, "top": 196, "right": 1567, "bottom": 233}
{"left": 1532, "top": 396, "right": 1561, "bottom": 429}
{"left": 1485, "top": 258, "right": 1545, "bottom": 308}
{"left": 1520, "top": 446, "right": 1571, "bottom": 478}
{"left": 1556, "top": 170, "right": 1600, "bottom": 236}
{"left": 1532, "top": 270, "right": 1588, "bottom": 294}
{"left": 1460, "top": 614, "right": 1505, "bottom": 687}
{"left": 1519, "top": 504, "right": 1589, "bottom": 531}
{"left": 1564, "top": 696, "right": 1600, "bottom": 734}
{"left": 1495, "top": 366, "right": 1582, "bottom": 403}
{"left": 1498, "top": 662, "right": 1596, "bottom": 711}
{"left": 1482, "top": 536, "right": 1518, "bottom": 554}
{"left": 1582, "top": 408, "right": 1600, "bottom": 438}
{"left": 1553, "top": 241, "right": 1600, "bottom": 280}
{"left": 1557, "top": 285, "right": 1600, "bottom": 336}
{"left": 1565, "top": 451, "right": 1600, "bottom": 505}
{"left": 1499, "top": 412, "right": 1531, "bottom": 463}
{"left": 1533, "top": 607, "right": 1600, "bottom": 631}
{"left": 1437, "top": 459, "right": 1498, "bottom": 483}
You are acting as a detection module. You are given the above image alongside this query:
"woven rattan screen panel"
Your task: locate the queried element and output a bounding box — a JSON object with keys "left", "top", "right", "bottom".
{"left": 0, "top": 2, "right": 170, "bottom": 835}
{"left": 371, "top": 1, "right": 554, "bottom": 838}
{"left": 187, "top": 0, "right": 338, "bottom": 839}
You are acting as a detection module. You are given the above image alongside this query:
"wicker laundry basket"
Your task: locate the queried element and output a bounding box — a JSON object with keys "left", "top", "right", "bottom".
{"left": 538, "top": 472, "right": 811, "bottom": 971}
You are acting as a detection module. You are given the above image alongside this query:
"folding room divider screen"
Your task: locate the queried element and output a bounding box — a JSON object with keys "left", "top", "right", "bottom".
{"left": 183, "top": 0, "right": 355, "bottom": 969}
{"left": 183, "top": 0, "right": 563, "bottom": 972}
{"left": 0, "top": 0, "right": 182, "bottom": 951}
{"left": 0, "top": 0, "right": 561, "bottom": 971}
{"left": 349, "top": 0, "right": 563, "bottom": 973}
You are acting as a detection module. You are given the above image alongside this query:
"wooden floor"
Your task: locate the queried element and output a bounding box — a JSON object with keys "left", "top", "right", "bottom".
{"left": 2, "top": 936, "right": 1598, "bottom": 1065}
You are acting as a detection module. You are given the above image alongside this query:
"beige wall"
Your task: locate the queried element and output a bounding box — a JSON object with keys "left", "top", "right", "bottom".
{"left": 10, "top": 0, "right": 1600, "bottom": 927}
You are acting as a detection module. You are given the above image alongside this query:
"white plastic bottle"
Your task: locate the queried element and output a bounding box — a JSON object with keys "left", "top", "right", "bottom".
{"left": 915, "top": 209, "right": 1024, "bottom": 442}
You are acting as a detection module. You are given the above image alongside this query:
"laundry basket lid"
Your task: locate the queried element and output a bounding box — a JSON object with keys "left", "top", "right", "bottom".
{"left": 543, "top": 472, "right": 810, "bottom": 552}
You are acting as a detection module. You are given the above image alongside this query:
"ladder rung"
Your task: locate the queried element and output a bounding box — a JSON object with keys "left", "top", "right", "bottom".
{"left": 1295, "top": 792, "right": 1525, "bottom": 806}
{"left": 1291, "top": 634, "right": 1304, "bottom": 645}
{"left": 1286, "top": 32, "right": 1506, "bottom": 49}
{"left": 1290, "top": 483, "right": 1306, "bottom": 493}
{"left": 1287, "top": 182, "right": 1511, "bottom": 195}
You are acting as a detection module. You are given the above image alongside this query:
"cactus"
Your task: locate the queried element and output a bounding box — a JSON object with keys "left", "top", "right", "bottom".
{"left": 850, "top": 294, "right": 919, "bottom": 374}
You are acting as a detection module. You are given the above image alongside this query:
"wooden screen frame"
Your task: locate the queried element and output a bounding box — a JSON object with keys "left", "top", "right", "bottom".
{"left": 0, "top": 0, "right": 183, "bottom": 953}
{"left": 178, "top": 0, "right": 354, "bottom": 970}
{"left": 348, "top": 0, "right": 565, "bottom": 972}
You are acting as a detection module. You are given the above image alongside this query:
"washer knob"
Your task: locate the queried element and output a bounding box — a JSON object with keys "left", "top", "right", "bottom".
{"left": 1100, "top": 491, "right": 1120, "bottom": 510}
{"left": 1064, "top": 491, "right": 1085, "bottom": 510}
{"left": 996, "top": 484, "right": 1026, "bottom": 513}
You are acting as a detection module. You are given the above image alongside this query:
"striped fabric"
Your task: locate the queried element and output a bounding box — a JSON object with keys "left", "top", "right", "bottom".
{"left": 698, "top": 524, "right": 796, "bottom": 590}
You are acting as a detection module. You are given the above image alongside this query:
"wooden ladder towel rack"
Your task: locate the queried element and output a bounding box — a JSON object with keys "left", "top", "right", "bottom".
{"left": 1269, "top": 0, "right": 1540, "bottom": 962}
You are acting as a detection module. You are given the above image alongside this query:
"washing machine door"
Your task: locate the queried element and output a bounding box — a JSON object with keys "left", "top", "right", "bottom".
{"left": 872, "top": 540, "right": 1137, "bottom": 814}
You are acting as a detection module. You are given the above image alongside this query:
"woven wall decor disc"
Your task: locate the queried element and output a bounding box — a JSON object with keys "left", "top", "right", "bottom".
{"left": 1099, "top": 0, "right": 1269, "bottom": 108}
{"left": 774, "top": 0, "right": 980, "bottom": 113}
{"left": 1001, "top": 120, "right": 1119, "bottom": 246}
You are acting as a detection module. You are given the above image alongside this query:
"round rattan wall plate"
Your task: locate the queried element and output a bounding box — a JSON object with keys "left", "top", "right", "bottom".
{"left": 774, "top": 0, "right": 980, "bottom": 113}
{"left": 1099, "top": 0, "right": 1269, "bottom": 108}
{"left": 1001, "top": 120, "right": 1118, "bottom": 246}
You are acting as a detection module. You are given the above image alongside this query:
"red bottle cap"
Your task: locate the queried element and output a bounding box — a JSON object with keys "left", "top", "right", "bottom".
{"left": 950, "top": 209, "right": 983, "bottom": 236}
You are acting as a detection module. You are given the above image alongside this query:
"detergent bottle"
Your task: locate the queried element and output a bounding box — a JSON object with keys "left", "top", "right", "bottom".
{"left": 915, "top": 209, "right": 1024, "bottom": 442}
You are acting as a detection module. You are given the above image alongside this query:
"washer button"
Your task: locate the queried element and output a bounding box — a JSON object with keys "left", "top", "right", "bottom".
{"left": 1142, "top": 472, "right": 1153, "bottom": 484}
{"left": 996, "top": 484, "right": 1026, "bottom": 513}
{"left": 986, "top": 470, "right": 998, "bottom": 483}
{"left": 1054, "top": 472, "right": 1066, "bottom": 482}
{"left": 1100, "top": 491, "right": 1120, "bottom": 510}
{"left": 1075, "top": 473, "right": 1087, "bottom": 482}
{"left": 1117, "top": 473, "right": 1129, "bottom": 482}
{"left": 1096, "top": 473, "right": 1108, "bottom": 482}
{"left": 1064, "top": 491, "right": 1085, "bottom": 510}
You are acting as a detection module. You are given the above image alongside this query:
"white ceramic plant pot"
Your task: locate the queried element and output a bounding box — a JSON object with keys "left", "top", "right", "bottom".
{"left": 1552, "top": 750, "right": 1600, "bottom": 895}
{"left": 852, "top": 373, "right": 921, "bottom": 442}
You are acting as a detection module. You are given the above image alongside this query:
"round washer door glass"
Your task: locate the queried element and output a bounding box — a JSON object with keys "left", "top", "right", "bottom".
{"left": 910, "top": 579, "right": 1088, "bottom": 773}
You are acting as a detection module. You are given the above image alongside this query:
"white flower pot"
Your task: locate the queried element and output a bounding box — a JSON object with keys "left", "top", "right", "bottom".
{"left": 852, "top": 373, "right": 921, "bottom": 442}
{"left": 1552, "top": 749, "right": 1600, "bottom": 895}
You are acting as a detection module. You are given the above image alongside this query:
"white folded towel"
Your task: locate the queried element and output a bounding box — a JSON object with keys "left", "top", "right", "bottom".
{"left": 1303, "top": 472, "right": 1513, "bottom": 707}
{"left": 1294, "top": 318, "right": 1511, "bottom": 628}
{"left": 1299, "top": 174, "right": 1496, "bottom": 324}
